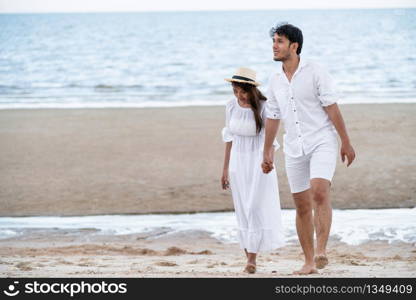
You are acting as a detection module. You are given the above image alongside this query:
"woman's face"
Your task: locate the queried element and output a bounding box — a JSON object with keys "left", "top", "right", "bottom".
{"left": 233, "top": 85, "right": 249, "bottom": 103}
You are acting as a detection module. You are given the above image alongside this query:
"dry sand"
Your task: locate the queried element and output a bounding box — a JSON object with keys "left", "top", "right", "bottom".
{"left": 1, "top": 230, "right": 415, "bottom": 277}
{"left": 0, "top": 103, "right": 415, "bottom": 216}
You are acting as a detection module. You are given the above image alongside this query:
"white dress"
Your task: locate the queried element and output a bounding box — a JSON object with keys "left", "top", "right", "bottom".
{"left": 222, "top": 98, "right": 285, "bottom": 253}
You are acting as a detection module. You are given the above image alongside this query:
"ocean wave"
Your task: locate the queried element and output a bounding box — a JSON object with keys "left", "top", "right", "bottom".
{"left": 0, "top": 208, "right": 415, "bottom": 246}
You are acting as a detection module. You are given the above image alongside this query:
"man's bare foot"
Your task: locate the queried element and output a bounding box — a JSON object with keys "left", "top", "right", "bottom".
{"left": 293, "top": 264, "right": 318, "bottom": 275}
{"left": 244, "top": 263, "right": 256, "bottom": 274}
{"left": 314, "top": 255, "right": 329, "bottom": 269}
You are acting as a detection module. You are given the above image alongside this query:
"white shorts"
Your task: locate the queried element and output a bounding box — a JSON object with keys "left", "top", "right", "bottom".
{"left": 285, "top": 140, "right": 338, "bottom": 194}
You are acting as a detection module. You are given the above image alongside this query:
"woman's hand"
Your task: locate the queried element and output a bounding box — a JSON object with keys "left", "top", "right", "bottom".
{"left": 262, "top": 147, "right": 275, "bottom": 174}
{"left": 221, "top": 169, "right": 230, "bottom": 190}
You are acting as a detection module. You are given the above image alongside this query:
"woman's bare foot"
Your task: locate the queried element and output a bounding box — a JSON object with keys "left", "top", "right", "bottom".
{"left": 314, "top": 255, "right": 329, "bottom": 269}
{"left": 244, "top": 263, "right": 256, "bottom": 274}
{"left": 293, "top": 263, "right": 318, "bottom": 275}
{"left": 244, "top": 251, "right": 257, "bottom": 274}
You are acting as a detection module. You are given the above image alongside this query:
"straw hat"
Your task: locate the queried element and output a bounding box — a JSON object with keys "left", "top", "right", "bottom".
{"left": 225, "top": 67, "right": 260, "bottom": 86}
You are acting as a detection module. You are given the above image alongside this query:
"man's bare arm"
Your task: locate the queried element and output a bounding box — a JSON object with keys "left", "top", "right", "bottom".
{"left": 324, "top": 103, "right": 356, "bottom": 167}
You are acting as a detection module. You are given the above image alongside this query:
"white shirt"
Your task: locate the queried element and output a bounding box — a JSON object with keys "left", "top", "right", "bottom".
{"left": 222, "top": 98, "right": 279, "bottom": 152}
{"left": 266, "top": 57, "right": 338, "bottom": 158}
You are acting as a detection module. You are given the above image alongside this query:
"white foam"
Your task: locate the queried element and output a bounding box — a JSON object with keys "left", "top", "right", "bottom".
{"left": 0, "top": 208, "right": 415, "bottom": 245}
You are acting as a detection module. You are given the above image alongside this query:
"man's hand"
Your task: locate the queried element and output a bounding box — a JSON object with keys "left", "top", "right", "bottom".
{"left": 262, "top": 149, "right": 274, "bottom": 174}
{"left": 324, "top": 104, "right": 356, "bottom": 167}
{"left": 263, "top": 118, "right": 280, "bottom": 174}
{"left": 262, "top": 162, "right": 274, "bottom": 173}
{"left": 341, "top": 142, "right": 355, "bottom": 167}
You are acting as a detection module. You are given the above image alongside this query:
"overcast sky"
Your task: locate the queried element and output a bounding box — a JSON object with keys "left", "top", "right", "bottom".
{"left": 0, "top": 0, "right": 415, "bottom": 13}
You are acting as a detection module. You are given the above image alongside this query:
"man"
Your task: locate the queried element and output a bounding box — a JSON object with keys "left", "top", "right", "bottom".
{"left": 262, "top": 23, "right": 356, "bottom": 275}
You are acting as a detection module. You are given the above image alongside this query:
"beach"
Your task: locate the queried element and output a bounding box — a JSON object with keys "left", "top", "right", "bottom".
{"left": 1, "top": 229, "right": 415, "bottom": 277}
{"left": 1, "top": 8, "right": 415, "bottom": 280}
{"left": 1, "top": 103, "right": 415, "bottom": 278}
{"left": 0, "top": 103, "right": 415, "bottom": 217}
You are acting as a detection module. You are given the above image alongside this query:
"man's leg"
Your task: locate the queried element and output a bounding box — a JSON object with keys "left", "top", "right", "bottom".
{"left": 310, "top": 178, "right": 332, "bottom": 268}
{"left": 292, "top": 189, "right": 318, "bottom": 275}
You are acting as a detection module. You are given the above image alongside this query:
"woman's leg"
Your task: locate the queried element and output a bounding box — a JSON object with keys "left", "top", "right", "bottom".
{"left": 247, "top": 252, "right": 257, "bottom": 265}
{"left": 245, "top": 251, "right": 257, "bottom": 273}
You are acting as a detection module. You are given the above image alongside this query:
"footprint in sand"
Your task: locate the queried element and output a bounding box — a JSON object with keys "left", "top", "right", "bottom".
{"left": 155, "top": 261, "right": 178, "bottom": 267}
{"left": 15, "top": 262, "right": 33, "bottom": 271}
{"left": 193, "top": 250, "right": 213, "bottom": 255}
{"left": 345, "top": 260, "right": 367, "bottom": 266}
{"left": 79, "top": 258, "right": 91, "bottom": 262}
{"left": 164, "top": 247, "right": 187, "bottom": 256}
{"left": 164, "top": 247, "right": 213, "bottom": 256}
{"left": 187, "top": 259, "right": 199, "bottom": 264}
{"left": 77, "top": 263, "right": 92, "bottom": 267}
{"left": 58, "top": 260, "right": 74, "bottom": 265}
{"left": 35, "top": 263, "right": 46, "bottom": 267}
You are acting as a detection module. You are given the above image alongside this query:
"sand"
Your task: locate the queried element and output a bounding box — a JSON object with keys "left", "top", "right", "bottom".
{"left": 0, "top": 230, "right": 415, "bottom": 277}
{"left": 0, "top": 103, "right": 415, "bottom": 217}
{"left": 0, "top": 104, "right": 415, "bottom": 278}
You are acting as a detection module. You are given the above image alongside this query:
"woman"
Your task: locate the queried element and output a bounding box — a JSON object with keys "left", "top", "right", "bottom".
{"left": 221, "top": 67, "right": 285, "bottom": 274}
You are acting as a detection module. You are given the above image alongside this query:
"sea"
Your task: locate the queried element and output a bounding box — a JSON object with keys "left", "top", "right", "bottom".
{"left": 0, "top": 8, "right": 415, "bottom": 109}
{"left": 0, "top": 9, "right": 415, "bottom": 246}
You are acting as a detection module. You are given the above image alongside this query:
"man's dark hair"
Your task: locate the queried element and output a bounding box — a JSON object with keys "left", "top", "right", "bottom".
{"left": 269, "top": 22, "right": 303, "bottom": 55}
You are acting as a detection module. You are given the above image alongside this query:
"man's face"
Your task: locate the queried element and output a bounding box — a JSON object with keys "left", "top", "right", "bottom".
{"left": 272, "top": 33, "right": 293, "bottom": 62}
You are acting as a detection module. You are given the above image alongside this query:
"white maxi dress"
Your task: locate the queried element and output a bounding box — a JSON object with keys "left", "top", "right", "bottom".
{"left": 222, "top": 98, "right": 285, "bottom": 253}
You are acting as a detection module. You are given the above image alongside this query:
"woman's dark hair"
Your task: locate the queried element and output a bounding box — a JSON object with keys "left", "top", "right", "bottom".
{"left": 232, "top": 82, "right": 267, "bottom": 134}
{"left": 269, "top": 22, "right": 303, "bottom": 55}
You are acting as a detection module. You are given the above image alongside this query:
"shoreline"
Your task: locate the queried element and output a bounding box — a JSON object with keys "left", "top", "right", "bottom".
{"left": 2, "top": 208, "right": 414, "bottom": 246}
{"left": 0, "top": 206, "right": 415, "bottom": 218}
{"left": 1, "top": 99, "right": 416, "bottom": 111}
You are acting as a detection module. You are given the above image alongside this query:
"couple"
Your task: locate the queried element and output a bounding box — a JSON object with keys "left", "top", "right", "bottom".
{"left": 221, "top": 23, "right": 356, "bottom": 275}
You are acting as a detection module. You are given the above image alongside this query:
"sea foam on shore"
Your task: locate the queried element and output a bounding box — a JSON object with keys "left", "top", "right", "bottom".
{"left": 1, "top": 208, "right": 415, "bottom": 246}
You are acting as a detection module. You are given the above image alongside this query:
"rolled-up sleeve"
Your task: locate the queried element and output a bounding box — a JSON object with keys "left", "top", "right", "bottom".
{"left": 265, "top": 75, "right": 281, "bottom": 119}
{"left": 316, "top": 64, "right": 339, "bottom": 107}
{"left": 261, "top": 104, "right": 280, "bottom": 150}
{"left": 221, "top": 100, "right": 234, "bottom": 142}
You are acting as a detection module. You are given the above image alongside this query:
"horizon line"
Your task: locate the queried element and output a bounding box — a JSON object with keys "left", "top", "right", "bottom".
{"left": 1, "top": 6, "right": 415, "bottom": 14}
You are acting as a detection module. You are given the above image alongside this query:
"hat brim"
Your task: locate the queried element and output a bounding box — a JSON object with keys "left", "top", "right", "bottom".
{"left": 224, "top": 78, "right": 260, "bottom": 86}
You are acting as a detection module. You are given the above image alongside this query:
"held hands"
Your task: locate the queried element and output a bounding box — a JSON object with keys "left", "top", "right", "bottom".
{"left": 262, "top": 149, "right": 274, "bottom": 174}
{"left": 341, "top": 142, "right": 356, "bottom": 167}
{"left": 221, "top": 169, "right": 230, "bottom": 190}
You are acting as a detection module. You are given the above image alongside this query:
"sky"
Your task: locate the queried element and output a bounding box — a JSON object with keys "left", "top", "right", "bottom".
{"left": 0, "top": 0, "right": 415, "bottom": 13}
